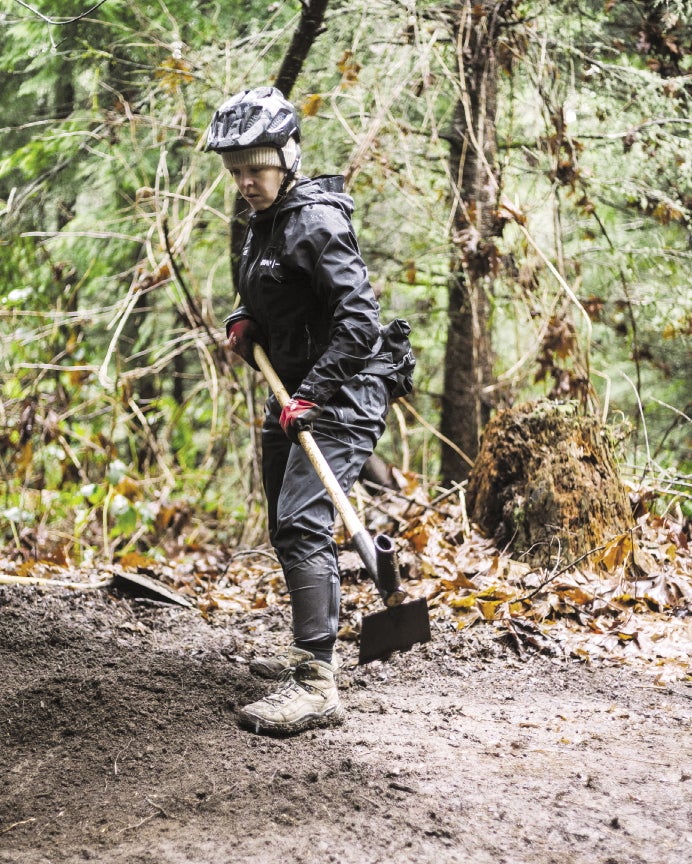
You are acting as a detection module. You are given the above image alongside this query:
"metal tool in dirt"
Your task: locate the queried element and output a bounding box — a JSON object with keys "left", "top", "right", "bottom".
{"left": 253, "top": 343, "right": 431, "bottom": 665}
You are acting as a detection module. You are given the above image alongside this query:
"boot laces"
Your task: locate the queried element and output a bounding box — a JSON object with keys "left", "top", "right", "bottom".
{"left": 262, "top": 664, "right": 316, "bottom": 705}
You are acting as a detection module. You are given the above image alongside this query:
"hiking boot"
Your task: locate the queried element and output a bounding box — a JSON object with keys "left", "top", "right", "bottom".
{"left": 238, "top": 660, "right": 343, "bottom": 736}
{"left": 249, "top": 645, "right": 340, "bottom": 679}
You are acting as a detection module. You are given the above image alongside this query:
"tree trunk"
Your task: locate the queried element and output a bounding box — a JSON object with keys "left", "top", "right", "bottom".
{"left": 274, "top": 0, "right": 330, "bottom": 96}
{"left": 440, "top": 1, "right": 510, "bottom": 485}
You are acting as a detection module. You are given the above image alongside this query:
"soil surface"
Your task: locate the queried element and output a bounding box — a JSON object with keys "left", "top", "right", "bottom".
{"left": 1, "top": 583, "right": 690, "bottom": 864}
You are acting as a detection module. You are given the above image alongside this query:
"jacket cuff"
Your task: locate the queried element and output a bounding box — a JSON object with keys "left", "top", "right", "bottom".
{"left": 293, "top": 381, "right": 328, "bottom": 407}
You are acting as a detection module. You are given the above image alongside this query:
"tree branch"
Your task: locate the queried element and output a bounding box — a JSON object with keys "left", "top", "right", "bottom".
{"left": 13, "top": 0, "right": 108, "bottom": 25}
{"left": 162, "top": 218, "right": 220, "bottom": 350}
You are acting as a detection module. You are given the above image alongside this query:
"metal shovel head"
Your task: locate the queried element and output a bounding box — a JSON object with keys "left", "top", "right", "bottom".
{"left": 110, "top": 570, "right": 193, "bottom": 608}
{"left": 358, "top": 597, "right": 431, "bottom": 665}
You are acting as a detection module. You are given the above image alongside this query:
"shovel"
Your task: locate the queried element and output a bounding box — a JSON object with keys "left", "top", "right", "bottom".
{"left": 253, "top": 344, "right": 431, "bottom": 665}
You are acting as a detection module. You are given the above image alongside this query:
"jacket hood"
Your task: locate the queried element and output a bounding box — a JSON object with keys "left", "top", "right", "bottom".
{"left": 252, "top": 175, "right": 354, "bottom": 224}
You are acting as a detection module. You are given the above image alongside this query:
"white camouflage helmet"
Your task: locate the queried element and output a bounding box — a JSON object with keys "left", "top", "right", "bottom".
{"left": 206, "top": 86, "right": 301, "bottom": 171}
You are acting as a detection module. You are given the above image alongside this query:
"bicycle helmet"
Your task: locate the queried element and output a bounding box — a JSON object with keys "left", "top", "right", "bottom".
{"left": 206, "top": 86, "right": 301, "bottom": 164}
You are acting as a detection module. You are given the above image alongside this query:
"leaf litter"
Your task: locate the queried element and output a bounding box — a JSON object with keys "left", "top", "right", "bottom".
{"left": 2, "top": 477, "right": 689, "bottom": 684}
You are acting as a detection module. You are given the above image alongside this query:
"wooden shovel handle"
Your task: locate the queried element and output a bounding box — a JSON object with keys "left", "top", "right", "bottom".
{"left": 252, "top": 344, "right": 378, "bottom": 578}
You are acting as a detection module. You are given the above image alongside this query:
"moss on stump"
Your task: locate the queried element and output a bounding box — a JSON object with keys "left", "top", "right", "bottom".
{"left": 466, "top": 401, "right": 633, "bottom": 567}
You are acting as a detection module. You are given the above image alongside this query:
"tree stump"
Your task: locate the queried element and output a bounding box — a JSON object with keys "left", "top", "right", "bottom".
{"left": 466, "top": 401, "right": 633, "bottom": 567}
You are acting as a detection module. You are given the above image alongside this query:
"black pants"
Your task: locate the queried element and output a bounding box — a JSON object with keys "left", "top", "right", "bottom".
{"left": 261, "top": 372, "right": 390, "bottom": 658}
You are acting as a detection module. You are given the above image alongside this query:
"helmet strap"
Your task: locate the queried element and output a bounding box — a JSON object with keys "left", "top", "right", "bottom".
{"left": 274, "top": 155, "right": 300, "bottom": 205}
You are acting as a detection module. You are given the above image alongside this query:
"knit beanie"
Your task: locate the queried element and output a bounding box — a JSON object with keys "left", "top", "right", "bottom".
{"left": 221, "top": 138, "right": 300, "bottom": 171}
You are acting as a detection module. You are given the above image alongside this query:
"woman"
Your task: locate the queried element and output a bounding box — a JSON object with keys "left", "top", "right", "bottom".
{"left": 206, "top": 86, "right": 394, "bottom": 735}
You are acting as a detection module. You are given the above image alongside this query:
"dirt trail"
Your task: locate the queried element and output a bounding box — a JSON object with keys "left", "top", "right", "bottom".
{"left": 1, "top": 586, "right": 690, "bottom": 864}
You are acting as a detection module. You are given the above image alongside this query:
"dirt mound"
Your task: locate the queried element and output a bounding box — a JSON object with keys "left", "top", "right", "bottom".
{"left": 1, "top": 585, "right": 690, "bottom": 864}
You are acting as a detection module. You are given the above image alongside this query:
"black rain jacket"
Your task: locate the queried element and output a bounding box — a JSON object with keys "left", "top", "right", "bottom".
{"left": 237, "top": 175, "right": 384, "bottom": 406}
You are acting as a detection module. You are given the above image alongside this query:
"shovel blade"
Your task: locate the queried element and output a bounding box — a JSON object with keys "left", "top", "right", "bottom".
{"left": 358, "top": 597, "right": 431, "bottom": 665}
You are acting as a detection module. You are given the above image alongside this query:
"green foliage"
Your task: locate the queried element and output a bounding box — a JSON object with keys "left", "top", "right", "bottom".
{"left": 491, "top": 0, "right": 691, "bottom": 469}
{"left": 1, "top": 0, "right": 689, "bottom": 559}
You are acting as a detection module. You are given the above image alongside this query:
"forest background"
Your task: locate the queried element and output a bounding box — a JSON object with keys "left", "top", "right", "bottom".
{"left": 0, "top": 0, "right": 690, "bottom": 569}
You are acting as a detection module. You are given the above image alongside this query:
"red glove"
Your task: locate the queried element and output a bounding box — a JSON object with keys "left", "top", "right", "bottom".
{"left": 224, "top": 307, "right": 260, "bottom": 369}
{"left": 279, "top": 398, "right": 323, "bottom": 443}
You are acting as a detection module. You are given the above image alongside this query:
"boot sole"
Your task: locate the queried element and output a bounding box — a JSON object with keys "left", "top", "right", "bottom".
{"left": 238, "top": 704, "right": 344, "bottom": 737}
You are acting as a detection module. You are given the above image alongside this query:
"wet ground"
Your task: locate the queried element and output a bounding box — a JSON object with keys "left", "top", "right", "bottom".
{"left": 1, "top": 584, "right": 690, "bottom": 863}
